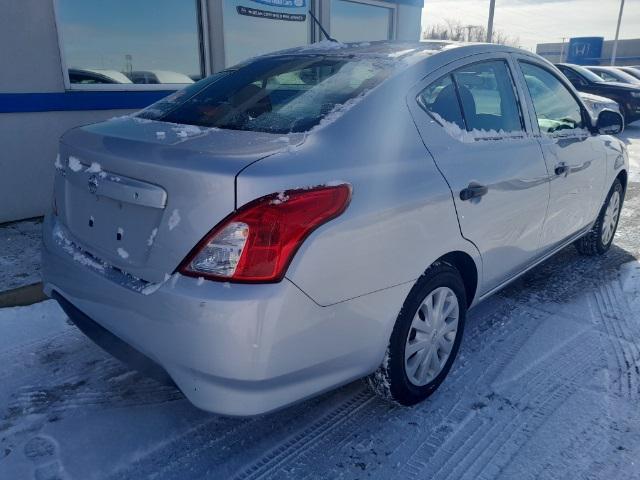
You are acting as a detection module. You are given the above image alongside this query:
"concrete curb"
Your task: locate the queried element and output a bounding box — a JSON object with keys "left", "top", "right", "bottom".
{"left": 0, "top": 283, "right": 47, "bottom": 308}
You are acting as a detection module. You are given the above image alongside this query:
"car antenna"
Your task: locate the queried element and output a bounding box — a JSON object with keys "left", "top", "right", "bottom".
{"left": 308, "top": 9, "right": 337, "bottom": 43}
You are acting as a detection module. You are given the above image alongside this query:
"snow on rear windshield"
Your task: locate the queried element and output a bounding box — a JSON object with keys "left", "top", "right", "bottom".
{"left": 137, "top": 55, "right": 392, "bottom": 134}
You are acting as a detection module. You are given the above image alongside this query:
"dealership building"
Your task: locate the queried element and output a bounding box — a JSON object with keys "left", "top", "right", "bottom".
{"left": 536, "top": 37, "right": 640, "bottom": 66}
{"left": 0, "top": 0, "right": 422, "bottom": 223}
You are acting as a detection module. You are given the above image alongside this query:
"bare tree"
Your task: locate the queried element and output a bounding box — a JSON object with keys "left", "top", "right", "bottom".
{"left": 422, "top": 19, "right": 520, "bottom": 47}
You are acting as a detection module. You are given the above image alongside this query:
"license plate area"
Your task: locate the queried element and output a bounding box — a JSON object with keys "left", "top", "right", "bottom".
{"left": 62, "top": 169, "right": 165, "bottom": 267}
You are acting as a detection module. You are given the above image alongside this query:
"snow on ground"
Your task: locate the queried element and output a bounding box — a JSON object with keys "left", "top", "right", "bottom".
{"left": 0, "top": 218, "right": 42, "bottom": 292}
{"left": 1, "top": 127, "right": 640, "bottom": 480}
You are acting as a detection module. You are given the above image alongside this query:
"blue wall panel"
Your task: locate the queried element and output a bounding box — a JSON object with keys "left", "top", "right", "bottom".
{"left": 0, "top": 91, "right": 175, "bottom": 114}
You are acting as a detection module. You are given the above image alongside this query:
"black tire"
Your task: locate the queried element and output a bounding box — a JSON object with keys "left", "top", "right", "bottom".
{"left": 367, "top": 261, "right": 467, "bottom": 406}
{"left": 575, "top": 178, "right": 624, "bottom": 256}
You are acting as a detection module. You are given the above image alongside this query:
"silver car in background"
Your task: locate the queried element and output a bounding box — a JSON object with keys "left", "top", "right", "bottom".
{"left": 43, "top": 42, "right": 629, "bottom": 416}
{"left": 586, "top": 65, "right": 640, "bottom": 85}
{"left": 579, "top": 91, "right": 624, "bottom": 124}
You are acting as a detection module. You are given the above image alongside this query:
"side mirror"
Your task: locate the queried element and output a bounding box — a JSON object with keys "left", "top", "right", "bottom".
{"left": 596, "top": 110, "right": 624, "bottom": 135}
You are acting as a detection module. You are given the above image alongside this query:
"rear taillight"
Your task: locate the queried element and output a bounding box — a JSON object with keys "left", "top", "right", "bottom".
{"left": 179, "top": 184, "right": 351, "bottom": 283}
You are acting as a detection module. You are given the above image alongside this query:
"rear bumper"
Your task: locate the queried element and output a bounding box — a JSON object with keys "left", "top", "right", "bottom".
{"left": 52, "top": 291, "right": 175, "bottom": 386}
{"left": 42, "top": 215, "right": 409, "bottom": 416}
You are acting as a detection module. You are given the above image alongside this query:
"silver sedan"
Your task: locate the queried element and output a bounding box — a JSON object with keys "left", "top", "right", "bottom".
{"left": 42, "top": 41, "right": 628, "bottom": 415}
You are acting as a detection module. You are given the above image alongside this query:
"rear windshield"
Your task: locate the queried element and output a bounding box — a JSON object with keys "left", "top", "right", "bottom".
{"left": 137, "top": 55, "right": 391, "bottom": 134}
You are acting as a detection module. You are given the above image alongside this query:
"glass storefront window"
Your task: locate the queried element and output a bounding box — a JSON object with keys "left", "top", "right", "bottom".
{"left": 56, "top": 0, "right": 203, "bottom": 86}
{"left": 330, "top": 0, "right": 393, "bottom": 43}
{"left": 222, "top": 0, "right": 310, "bottom": 68}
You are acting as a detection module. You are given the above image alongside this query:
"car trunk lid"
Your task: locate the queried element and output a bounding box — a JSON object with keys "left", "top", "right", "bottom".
{"left": 55, "top": 117, "right": 300, "bottom": 283}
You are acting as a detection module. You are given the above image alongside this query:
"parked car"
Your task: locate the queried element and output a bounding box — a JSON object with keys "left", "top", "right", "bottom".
{"left": 43, "top": 42, "right": 628, "bottom": 416}
{"left": 68, "top": 68, "right": 133, "bottom": 85}
{"left": 618, "top": 66, "right": 640, "bottom": 81}
{"left": 127, "top": 70, "right": 195, "bottom": 84}
{"left": 556, "top": 63, "right": 640, "bottom": 124}
{"left": 585, "top": 66, "right": 640, "bottom": 85}
{"left": 578, "top": 92, "right": 624, "bottom": 124}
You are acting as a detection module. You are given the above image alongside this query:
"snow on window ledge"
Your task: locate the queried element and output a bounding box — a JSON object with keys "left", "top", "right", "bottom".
{"left": 430, "top": 113, "right": 526, "bottom": 143}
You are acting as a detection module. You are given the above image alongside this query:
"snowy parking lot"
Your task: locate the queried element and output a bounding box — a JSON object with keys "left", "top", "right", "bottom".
{"left": 1, "top": 124, "right": 640, "bottom": 480}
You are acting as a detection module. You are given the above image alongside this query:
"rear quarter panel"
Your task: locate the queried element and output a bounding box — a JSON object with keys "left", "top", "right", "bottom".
{"left": 236, "top": 73, "right": 481, "bottom": 306}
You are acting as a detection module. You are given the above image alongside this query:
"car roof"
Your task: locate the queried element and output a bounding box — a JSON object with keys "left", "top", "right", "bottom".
{"left": 70, "top": 68, "right": 133, "bottom": 83}
{"left": 131, "top": 70, "right": 195, "bottom": 83}
{"left": 268, "top": 40, "right": 526, "bottom": 67}
{"left": 588, "top": 66, "right": 619, "bottom": 71}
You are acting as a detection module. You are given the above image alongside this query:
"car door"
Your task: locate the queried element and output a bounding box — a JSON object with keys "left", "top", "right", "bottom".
{"left": 408, "top": 55, "right": 550, "bottom": 294}
{"left": 515, "top": 59, "right": 606, "bottom": 251}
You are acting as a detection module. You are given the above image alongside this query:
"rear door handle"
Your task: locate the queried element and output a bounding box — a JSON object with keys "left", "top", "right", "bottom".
{"left": 460, "top": 184, "right": 488, "bottom": 201}
{"left": 554, "top": 164, "right": 569, "bottom": 176}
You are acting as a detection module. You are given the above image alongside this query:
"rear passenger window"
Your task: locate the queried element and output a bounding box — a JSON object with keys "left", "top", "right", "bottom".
{"left": 520, "top": 62, "right": 584, "bottom": 134}
{"left": 417, "top": 75, "right": 465, "bottom": 130}
{"left": 452, "top": 61, "right": 523, "bottom": 133}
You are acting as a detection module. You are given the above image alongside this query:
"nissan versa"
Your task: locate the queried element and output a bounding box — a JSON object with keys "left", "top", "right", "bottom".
{"left": 42, "top": 42, "right": 628, "bottom": 416}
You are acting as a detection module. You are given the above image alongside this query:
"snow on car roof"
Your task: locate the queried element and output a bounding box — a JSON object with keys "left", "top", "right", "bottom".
{"left": 268, "top": 40, "right": 523, "bottom": 70}
{"left": 278, "top": 40, "right": 456, "bottom": 61}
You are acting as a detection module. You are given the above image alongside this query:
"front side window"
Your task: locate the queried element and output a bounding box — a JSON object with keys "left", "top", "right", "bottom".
{"left": 139, "top": 55, "right": 391, "bottom": 134}
{"left": 56, "top": 0, "right": 203, "bottom": 86}
{"left": 558, "top": 67, "right": 586, "bottom": 87}
{"left": 520, "top": 62, "right": 584, "bottom": 134}
{"left": 597, "top": 70, "right": 616, "bottom": 82}
{"left": 330, "top": 0, "right": 393, "bottom": 42}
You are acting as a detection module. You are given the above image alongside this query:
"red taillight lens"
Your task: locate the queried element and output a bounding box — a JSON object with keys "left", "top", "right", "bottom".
{"left": 179, "top": 184, "right": 352, "bottom": 283}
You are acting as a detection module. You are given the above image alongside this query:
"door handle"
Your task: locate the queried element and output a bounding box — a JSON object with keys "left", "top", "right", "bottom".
{"left": 554, "top": 164, "right": 569, "bottom": 176}
{"left": 460, "top": 184, "right": 488, "bottom": 201}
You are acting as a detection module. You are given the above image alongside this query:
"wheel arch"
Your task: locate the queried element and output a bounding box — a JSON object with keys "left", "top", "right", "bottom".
{"left": 436, "top": 251, "right": 479, "bottom": 307}
{"left": 617, "top": 169, "right": 628, "bottom": 193}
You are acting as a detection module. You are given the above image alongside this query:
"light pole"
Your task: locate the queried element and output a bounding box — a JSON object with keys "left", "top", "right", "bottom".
{"left": 487, "top": 0, "right": 496, "bottom": 43}
{"left": 559, "top": 37, "right": 566, "bottom": 63}
{"left": 465, "top": 25, "right": 482, "bottom": 42}
{"left": 611, "top": 0, "right": 625, "bottom": 65}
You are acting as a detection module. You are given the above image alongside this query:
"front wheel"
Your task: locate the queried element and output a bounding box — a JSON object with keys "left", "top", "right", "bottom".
{"left": 367, "top": 262, "right": 466, "bottom": 406}
{"left": 575, "top": 178, "right": 624, "bottom": 256}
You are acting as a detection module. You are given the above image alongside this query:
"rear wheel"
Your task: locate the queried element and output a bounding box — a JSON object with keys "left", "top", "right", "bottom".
{"left": 575, "top": 178, "right": 623, "bottom": 256}
{"left": 367, "top": 262, "right": 466, "bottom": 406}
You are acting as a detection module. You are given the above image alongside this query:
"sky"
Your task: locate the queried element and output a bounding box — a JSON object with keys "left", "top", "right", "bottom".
{"left": 421, "top": 0, "right": 640, "bottom": 51}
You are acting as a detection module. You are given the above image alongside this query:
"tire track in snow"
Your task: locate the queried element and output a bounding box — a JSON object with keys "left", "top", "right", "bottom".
{"left": 397, "top": 304, "right": 543, "bottom": 478}
{"left": 106, "top": 414, "right": 250, "bottom": 480}
{"left": 0, "top": 330, "right": 76, "bottom": 382}
{"left": 592, "top": 279, "right": 640, "bottom": 401}
{"left": 501, "top": 400, "right": 611, "bottom": 480}
{"left": 400, "top": 329, "right": 599, "bottom": 480}
{"left": 232, "top": 390, "right": 375, "bottom": 480}
{"left": 607, "top": 279, "right": 640, "bottom": 399}
{"left": 4, "top": 334, "right": 183, "bottom": 421}
{"left": 10, "top": 376, "right": 183, "bottom": 414}
{"left": 244, "top": 300, "right": 544, "bottom": 480}
{"left": 472, "top": 360, "right": 596, "bottom": 480}
{"left": 107, "top": 385, "right": 368, "bottom": 480}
